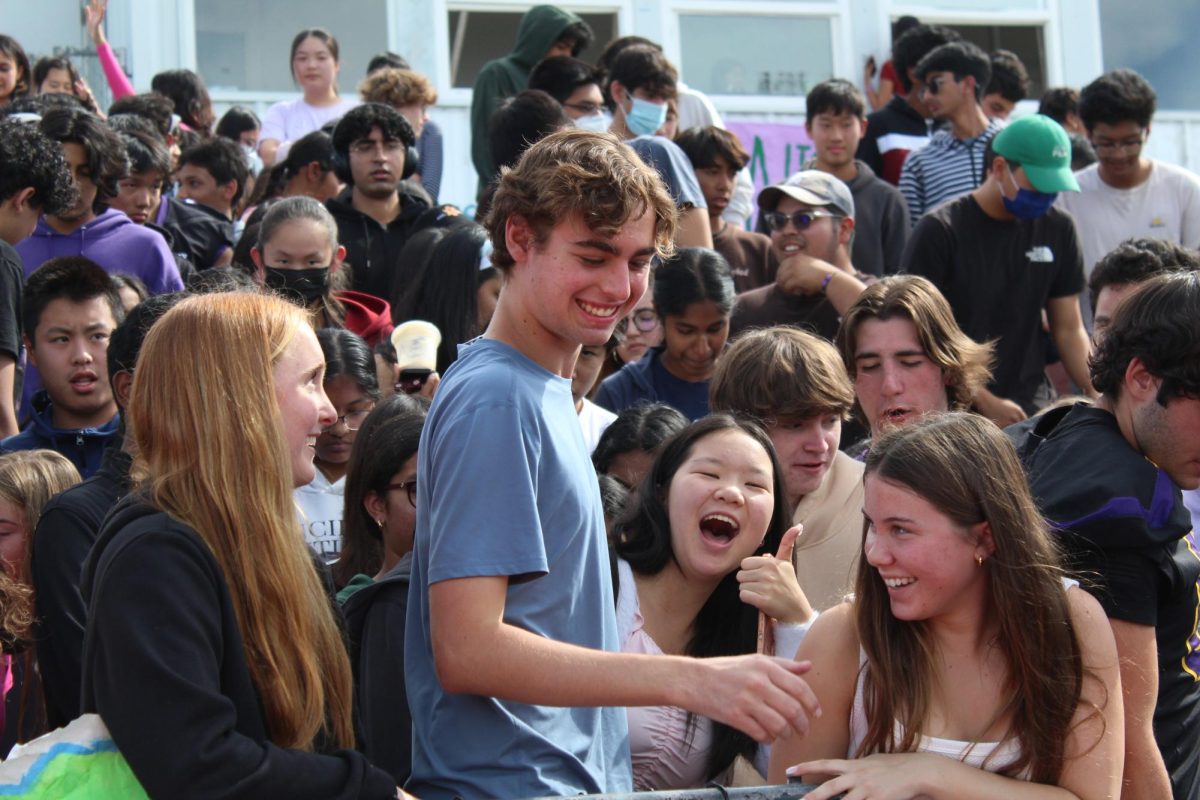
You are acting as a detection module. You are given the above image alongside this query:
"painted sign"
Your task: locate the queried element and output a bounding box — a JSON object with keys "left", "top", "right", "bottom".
{"left": 725, "top": 120, "right": 816, "bottom": 200}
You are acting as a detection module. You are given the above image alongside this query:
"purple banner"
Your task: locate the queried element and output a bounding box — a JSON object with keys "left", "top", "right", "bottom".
{"left": 725, "top": 120, "right": 815, "bottom": 201}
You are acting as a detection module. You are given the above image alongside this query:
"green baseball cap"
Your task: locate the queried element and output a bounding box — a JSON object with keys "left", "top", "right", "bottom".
{"left": 991, "top": 114, "right": 1080, "bottom": 193}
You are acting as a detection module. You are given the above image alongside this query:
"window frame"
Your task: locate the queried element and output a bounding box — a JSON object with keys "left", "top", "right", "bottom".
{"left": 887, "top": 3, "right": 1061, "bottom": 88}
{"left": 664, "top": 0, "right": 850, "bottom": 114}
{"left": 435, "top": 0, "right": 631, "bottom": 107}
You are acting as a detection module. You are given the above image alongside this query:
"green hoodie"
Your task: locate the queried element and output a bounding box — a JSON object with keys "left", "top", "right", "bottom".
{"left": 469, "top": 5, "right": 584, "bottom": 191}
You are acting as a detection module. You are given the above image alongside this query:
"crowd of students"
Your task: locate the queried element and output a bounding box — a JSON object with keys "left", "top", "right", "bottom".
{"left": 1, "top": 5, "right": 1200, "bottom": 799}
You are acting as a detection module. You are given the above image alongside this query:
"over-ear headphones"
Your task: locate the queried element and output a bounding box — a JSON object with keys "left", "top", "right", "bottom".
{"left": 331, "top": 105, "right": 420, "bottom": 185}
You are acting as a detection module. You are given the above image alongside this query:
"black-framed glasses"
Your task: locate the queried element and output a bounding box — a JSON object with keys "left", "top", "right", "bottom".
{"left": 387, "top": 479, "right": 416, "bottom": 507}
{"left": 763, "top": 209, "right": 839, "bottom": 232}
{"left": 323, "top": 406, "right": 374, "bottom": 432}
{"left": 614, "top": 309, "right": 660, "bottom": 339}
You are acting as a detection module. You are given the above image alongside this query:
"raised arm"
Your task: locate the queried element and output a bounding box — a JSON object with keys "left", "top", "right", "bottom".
{"left": 86, "top": 0, "right": 135, "bottom": 101}
{"left": 774, "top": 253, "right": 867, "bottom": 315}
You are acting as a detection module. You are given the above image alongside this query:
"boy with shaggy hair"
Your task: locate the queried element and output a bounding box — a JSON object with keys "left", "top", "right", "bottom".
{"left": 406, "top": 129, "right": 821, "bottom": 799}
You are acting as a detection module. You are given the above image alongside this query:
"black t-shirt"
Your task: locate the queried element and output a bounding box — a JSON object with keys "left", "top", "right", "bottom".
{"left": 0, "top": 241, "right": 23, "bottom": 408}
{"left": 901, "top": 195, "right": 1084, "bottom": 413}
{"left": 0, "top": 241, "right": 23, "bottom": 362}
{"left": 1009, "top": 404, "right": 1200, "bottom": 799}
{"left": 32, "top": 446, "right": 132, "bottom": 729}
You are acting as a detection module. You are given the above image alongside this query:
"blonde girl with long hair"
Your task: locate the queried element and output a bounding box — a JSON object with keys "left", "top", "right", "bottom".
{"left": 0, "top": 450, "right": 80, "bottom": 751}
{"left": 79, "top": 293, "right": 401, "bottom": 798}
{"left": 769, "top": 412, "right": 1124, "bottom": 799}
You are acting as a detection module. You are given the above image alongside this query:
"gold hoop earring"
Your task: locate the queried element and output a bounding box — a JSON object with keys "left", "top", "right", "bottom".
{"left": 976, "top": 554, "right": 984, "bottom": 567}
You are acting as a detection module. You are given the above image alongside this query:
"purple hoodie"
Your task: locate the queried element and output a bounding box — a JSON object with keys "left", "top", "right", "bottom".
{"left": 15, "top": 208, "right": 184, "bottom": 295}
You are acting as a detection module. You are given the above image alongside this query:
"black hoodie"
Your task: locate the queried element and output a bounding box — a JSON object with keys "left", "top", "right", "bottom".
{"left": 326, "top": 184, "right": 432, "bottom": 301}
{"left": 80, "top": 497, "right": 396, "bottom": 799}
{"left": 341, "top": 554, "right": 414, "bottom": 785}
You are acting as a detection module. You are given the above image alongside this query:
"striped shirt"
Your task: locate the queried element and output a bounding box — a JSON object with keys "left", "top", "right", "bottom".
{"left": 899, "top": 118, "right": 1003, "bottom": 224}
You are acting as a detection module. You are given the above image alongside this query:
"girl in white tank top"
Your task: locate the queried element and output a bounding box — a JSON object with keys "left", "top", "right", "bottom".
{"left": 768, "top": 413, "right": 1124, "bottom": 799}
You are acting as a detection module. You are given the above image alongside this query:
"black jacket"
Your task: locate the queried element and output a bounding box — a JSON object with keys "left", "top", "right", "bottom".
{"left": 80, "top": 497, "right": 396, "bottom": 799}
{"left": 32, "top": 446, "right": 132, "bottom": 729}
{"left": 342, "top": 555, "right": 413, "bottom": 785}
{"left": 158, "top": 196, "right": 236, "bottom": 270}
{"left": 326, "top": 184, "right": 431, "bottom": 301}
{"left": 856, "top": 95, "right": 933, "bottom": 186}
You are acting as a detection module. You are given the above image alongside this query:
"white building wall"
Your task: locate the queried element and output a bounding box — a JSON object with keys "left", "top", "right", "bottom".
{"left": 3, "top": 0, "right": 1198, "bottom": 210}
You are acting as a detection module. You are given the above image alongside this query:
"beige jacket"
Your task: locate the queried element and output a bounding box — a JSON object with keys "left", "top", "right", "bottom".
{"left": 791, "top": 451, "right": 865, "bottom": 611}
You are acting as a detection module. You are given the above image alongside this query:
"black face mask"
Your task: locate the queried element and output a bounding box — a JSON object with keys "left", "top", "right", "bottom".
{"left": 263, "top": 266, "right": 329, "bottom": 305}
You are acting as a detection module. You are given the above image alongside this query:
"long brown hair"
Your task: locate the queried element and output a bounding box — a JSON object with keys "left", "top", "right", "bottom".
{"left": 128, "top": 293, "right": 354, "bottom": 750}
{"left": 856, "top": 412, "right": 1085, "bottom": 783}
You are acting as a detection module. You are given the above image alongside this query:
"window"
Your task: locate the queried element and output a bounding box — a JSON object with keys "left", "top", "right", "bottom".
{"left": 943, "top": 24, "right": 1046, "bottom": 100}
{"left": 1100, "top": 0, "right": 1200, "bottom": 110}
{"left": 677, "top": 14, "right": 834, "bottom": 97}
{"left": 447, "top": 10, "right": 617, "bottom": 89}
{"left": 195, "top": 0, "right": 388, "bottom": 92}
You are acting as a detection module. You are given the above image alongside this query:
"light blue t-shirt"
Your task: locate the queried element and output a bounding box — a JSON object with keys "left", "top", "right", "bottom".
{"left": 627, "top": 136, "right": 707, "bottom": 210}
{"left": 405, "top": 338, "right": 632, "bottom": 800}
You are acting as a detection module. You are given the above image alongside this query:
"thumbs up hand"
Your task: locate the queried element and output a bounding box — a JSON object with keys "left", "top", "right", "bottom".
{"left": 737, "top": 525, "right": 815, "bottom": 624}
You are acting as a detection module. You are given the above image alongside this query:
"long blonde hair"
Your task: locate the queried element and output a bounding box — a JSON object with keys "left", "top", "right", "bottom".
{"left": 128, "top": 292, "right": 353, "bottom": 750}
{"left": 0, "top": 450, "right": 81, "bottom": 582}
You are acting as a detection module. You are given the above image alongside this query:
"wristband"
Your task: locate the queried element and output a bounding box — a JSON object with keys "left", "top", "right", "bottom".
{"left": 819, "top": 272, "right": 835, "bottom": 295}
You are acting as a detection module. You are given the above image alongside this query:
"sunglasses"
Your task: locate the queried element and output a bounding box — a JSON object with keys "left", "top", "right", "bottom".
{"left": 923, "top": 75, "right": 955, "bottom": 96}
{"left": 763, "top": 209, "right": 839, "bottom": 232}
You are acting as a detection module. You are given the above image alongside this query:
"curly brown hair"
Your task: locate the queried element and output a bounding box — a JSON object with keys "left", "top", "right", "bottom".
{"left": 484, "top": 129, "right": 678, "bottom": 272}
{"left": 358, "top": 67, "right": 437, "bottom": 108}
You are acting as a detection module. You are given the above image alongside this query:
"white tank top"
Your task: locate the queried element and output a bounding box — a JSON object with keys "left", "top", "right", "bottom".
{"left": 846, "top": 578, "right": 1078, "bottom": 776}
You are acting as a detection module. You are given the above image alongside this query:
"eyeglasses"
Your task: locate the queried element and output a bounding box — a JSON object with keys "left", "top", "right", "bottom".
{"left": 386, "top": 479, "right": 416, "bottom": 507}
{"left": 323, "top": 407, "right": 374, "bottom": 432}
{"left": 614, "top": 309, "right": 660, "bottom": 339}
{"left": 763, "top": 209, "right": 839, "bottom": 232}
{"left": 564, "top": 101, "right": 603, "bottom": 115}
{"left": 1091, "top": 134, "right": 1147, "bottom": 155}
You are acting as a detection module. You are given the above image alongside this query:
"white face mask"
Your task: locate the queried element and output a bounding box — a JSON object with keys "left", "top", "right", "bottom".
{"left": 574, "top": 110, "right": 611, "bottom": 133}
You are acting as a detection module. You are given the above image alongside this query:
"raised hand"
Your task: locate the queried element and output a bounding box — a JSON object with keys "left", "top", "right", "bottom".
{"left": 85, "top": 0, "right": 109, "bottom": 46}
{"left": 738, "top": 525, "right": 814, "bottom": 624}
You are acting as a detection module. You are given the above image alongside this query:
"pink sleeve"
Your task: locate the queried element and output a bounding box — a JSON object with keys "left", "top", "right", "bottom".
{"left": 97, "top": 41, "right": 135, "bottom": 100}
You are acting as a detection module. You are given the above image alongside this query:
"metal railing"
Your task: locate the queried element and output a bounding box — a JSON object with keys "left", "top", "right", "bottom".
{"left": 530, "top": 782, "right": 840, "bottom": 800}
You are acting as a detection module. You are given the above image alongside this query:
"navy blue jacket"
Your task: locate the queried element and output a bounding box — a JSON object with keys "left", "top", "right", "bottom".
{"left": 1, "top": 390, "right": 120, "bottom": 478}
